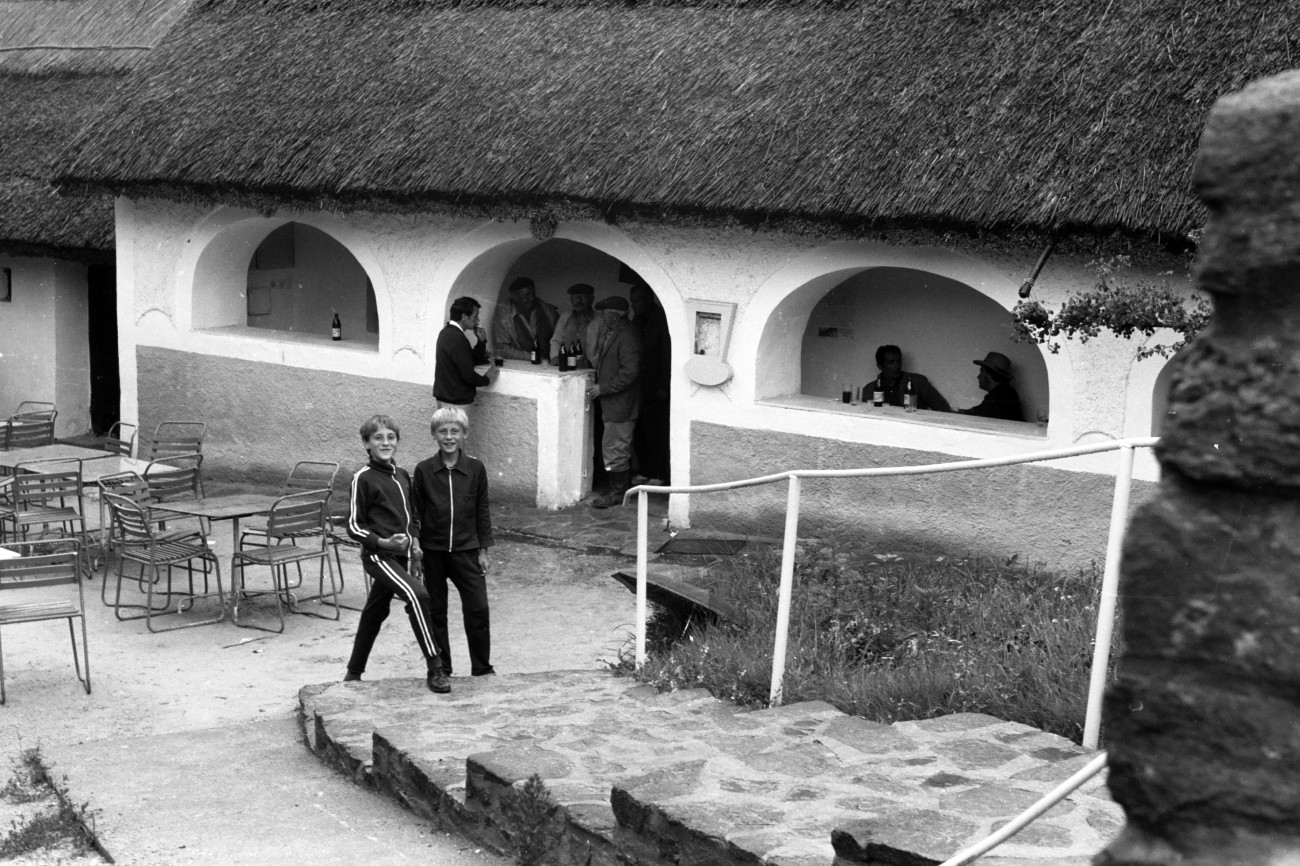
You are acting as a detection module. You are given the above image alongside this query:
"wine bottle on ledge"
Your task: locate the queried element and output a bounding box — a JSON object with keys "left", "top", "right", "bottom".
{"left": 331, "top": 309, "right": 342, "bottom": 341}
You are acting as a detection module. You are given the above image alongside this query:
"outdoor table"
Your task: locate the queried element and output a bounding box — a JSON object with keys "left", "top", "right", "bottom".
{"left": 149, "top": 493, "right": 283, "bottom": 617}
{"left": 19, "top": 454, "right": 158, "bottom": 483}
{"left": 0, "top": 443, "right": 112, "bottom": 472}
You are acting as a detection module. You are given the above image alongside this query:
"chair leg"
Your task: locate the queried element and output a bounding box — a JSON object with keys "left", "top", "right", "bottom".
{"left": 143, "top": 556, "right": 225, "bottom": 633}
{"left": 231, "top": 558, "right": 285, "bottom": 634}
{"left": 287, "top": 552, "right": 340, "bottom": 621}
{"left": 66, "top": 617, "right": 89, "bottom": 692}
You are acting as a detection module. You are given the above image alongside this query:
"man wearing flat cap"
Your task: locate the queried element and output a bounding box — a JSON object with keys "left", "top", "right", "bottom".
{"left": 586, "top": 295, "right": 641, "bottom": 508}
{"left": 959, "top": 351, "right": 1024, "bottom": 421}
{"left": 550, "top": 283, "right": 596, "bottom": 366}
{"left": 492, "top": 276, "right": 559, "bottom": 362}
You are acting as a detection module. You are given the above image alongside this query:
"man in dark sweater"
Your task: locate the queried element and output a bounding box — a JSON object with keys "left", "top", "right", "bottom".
{"left": 433, "top": 296, "right": 499, "bottom": 406}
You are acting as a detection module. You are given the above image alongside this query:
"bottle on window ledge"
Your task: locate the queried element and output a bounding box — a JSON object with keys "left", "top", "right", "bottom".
{"left": 872, "top": 376, "right": 885, "bottom": 408}
{"left": 904, "top": 377, "right": 917, "bottom": 412}
{"left": 331, "top": 309, "right": 342, "bottom": 341}
{"left": 566, "top": 340, "right": 578, "bottom": 370}
{"left": 530, "top": 338, "right": 541, "bottom": 365}
{"left": 558, "top": 341, "right": 570, "bottom": 372}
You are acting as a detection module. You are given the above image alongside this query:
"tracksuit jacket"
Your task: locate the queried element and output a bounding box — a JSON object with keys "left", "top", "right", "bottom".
{"left": 347, "top": 457, "right": 417, "bottom": 554}
{"left": 411, "top": 451, "right": 493, "bottom": 552}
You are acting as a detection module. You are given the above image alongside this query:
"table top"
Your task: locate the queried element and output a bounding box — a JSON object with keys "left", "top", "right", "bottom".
{"left": 0, "top": 443, "right": 115, "bottom": 470}
{"left": 20, "top": 454, "right": 162, "bottom": 483}
{"left": 150, "top": 492, "right": 283, "bottom": 520}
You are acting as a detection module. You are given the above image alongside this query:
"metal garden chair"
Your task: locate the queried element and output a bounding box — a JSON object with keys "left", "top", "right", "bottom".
{"left": 104, "top": 421, "right": 137, "bottom": 458}
{"left": 1, "top": 414, "right": 56, "bottom": 450}
{"left": 102, "top": 492, "right": 224, "bottom": 632}
{"left": 3, "top": 465, "right": 86, "bottom": 546}
{"left": 0, "top": 538, "right": 91, "bottom": 703}
{"left": 231, "top": 490, "right": 338, "bottom": 633}
{"left": 148, "top": 422, "right": 207, "bottom": 494}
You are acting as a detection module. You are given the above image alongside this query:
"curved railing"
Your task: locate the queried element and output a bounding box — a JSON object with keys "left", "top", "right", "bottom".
{"left": 626, "top": 435, "right": 1158, "bottom": 749}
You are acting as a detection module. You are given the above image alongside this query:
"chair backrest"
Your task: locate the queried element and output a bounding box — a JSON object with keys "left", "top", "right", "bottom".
{"left": 284, "top": 461, "right": 341, "bottom": 495}
{"left": 267, "top": 490, "right": 329, "bottom": 541}
{"left": 149, "top": 421, "right": 206, "bottom": 459}
{"left": 3, "top": 416, "right": 55, "bottom": 449}
{"left": 13, "top": 402, "right": 55, "bottom": 417}
{"left": 144, "top": 453, "right": 202, "bottom": 503}
{"left": 105, "top": 422, "right": 137, "bottom": 458}
{"left": 102, "top": 492, "right": 155, "bottom": 545}
{"left": 97, "top": 470, "right": 149, "bottom": 504}
{"left": 0, "top": 538, "right": 83, "bottom": 593}
{"left": 13, "top": 467, "right": 83, "bottom": 512}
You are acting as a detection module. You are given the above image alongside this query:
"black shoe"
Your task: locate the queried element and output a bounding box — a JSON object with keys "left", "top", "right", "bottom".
{"left": 472, "top": 667, "right": 497, "bottom": 676}
{"left": 426, "top": 669, "right": 451, "bottom": 694}
{"left": 343, "top": 670, "right": 362, "bottom": 682}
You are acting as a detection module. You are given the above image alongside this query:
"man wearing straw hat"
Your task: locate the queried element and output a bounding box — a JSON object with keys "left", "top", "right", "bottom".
{"left": 958, "top": 351, "right": 1024, "bottom": 421}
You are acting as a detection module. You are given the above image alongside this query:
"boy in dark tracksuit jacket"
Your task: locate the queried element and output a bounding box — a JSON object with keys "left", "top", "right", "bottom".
{"left": 411, "top": 405, "right": 495, "bottom": 677}
{"left": 344, "top": 414, "right": 451, "bottom": 694}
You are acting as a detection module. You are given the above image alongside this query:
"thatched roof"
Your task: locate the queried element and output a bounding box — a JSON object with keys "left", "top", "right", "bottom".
{"left": 51, "top": 0, "right": 1300, "bottom": 244}
{"left": 0, "top": 0, "right": 188, "bottom": 259}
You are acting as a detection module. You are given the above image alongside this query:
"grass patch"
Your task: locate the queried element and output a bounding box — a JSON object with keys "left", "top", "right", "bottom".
{"left": 617, "top": 543, "right": 1111, "bottom": 744}
{"left": 0, "top": 746, "right": 103, "bottom": 861}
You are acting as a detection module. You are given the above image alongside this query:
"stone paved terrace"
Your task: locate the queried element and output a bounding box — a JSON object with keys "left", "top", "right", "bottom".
{"left": 299, "top": 670, "right": 1119, "bottom": 865}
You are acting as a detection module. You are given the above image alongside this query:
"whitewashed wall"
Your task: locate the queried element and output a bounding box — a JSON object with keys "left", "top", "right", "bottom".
{"left": 0, "top": 255, "right": 90, "bottom": 437}
{"left": 115, "top": 197, "right": 1187, "bottom": 553}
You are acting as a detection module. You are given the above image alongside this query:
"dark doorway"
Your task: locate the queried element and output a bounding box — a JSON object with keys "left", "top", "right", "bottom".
{"left": 87, "top": 261, "right": 119, "bottom": 434}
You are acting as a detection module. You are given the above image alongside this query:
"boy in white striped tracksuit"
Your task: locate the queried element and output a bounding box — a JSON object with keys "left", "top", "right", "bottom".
{"left": 343, "top": 414, "right": 451, "bottom": 694}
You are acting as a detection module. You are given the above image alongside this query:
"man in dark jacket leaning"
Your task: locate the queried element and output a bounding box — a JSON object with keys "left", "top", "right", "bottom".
{"left": 433, "top": 296, "right": 498, "bottom": 407}
{"left": 586, "top": 295, "right": 641, "bottom": 508}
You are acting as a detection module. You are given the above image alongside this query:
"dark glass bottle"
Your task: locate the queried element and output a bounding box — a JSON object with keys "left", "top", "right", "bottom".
{"left": 331, "top": 310, "right": 341, "bottom": 341}
{"left": 530, "top": 338, "right": 541, "bottom": 365}
{"left": 558, "top": 341, "right": 570, "bottom": 371}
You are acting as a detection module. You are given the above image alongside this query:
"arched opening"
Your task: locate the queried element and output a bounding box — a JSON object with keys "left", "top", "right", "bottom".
{"left": 446, "top": 237, "right": 674, "bottom": 492}
{"left": 245, "top": 222, "right": 377, "bottom": 344}
{"left": 793, "top": 266, "right": 1049, "bottom": 423}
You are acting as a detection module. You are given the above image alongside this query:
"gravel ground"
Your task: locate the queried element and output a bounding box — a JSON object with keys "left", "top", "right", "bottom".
{"left": 0, "top": 489, "right": 636, "bottom": 864}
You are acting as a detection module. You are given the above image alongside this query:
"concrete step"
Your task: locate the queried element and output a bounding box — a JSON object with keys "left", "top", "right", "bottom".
{"left": 299, "top": 670, "right": 1119, "bottom": 866}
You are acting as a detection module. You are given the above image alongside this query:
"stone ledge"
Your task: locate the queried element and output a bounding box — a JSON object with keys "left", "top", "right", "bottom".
{"left": 299, "top": 671, "right": 1120, "bottom": 865}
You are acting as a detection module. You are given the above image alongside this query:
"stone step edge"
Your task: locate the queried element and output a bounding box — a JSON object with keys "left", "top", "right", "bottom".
{"left": 302, "top": 699, "right": 758, "bottom": 866}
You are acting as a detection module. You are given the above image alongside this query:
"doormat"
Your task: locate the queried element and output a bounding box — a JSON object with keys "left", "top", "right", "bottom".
{"left": 656, "top": 538, "right": 748, "bottom": 556}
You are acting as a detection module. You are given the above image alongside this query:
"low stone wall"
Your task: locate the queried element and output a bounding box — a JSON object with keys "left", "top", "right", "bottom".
{"left": 689, "top": 421, "right": 1155, "bottom": 574}
{"left": 137, "top": 346, "right": 539, "bottom": 499}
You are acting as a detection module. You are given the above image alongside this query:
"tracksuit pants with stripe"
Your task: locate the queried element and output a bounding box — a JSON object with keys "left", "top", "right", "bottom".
{"left": 346, "top": 552, "right": 441, "bottom": 675}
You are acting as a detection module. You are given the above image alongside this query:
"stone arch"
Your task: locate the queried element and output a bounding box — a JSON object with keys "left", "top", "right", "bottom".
{"left": 740, "top": 241, "right": 1060, "bottom": 422}
{"left": 422, "top": 221, "right": 686, "bottom": 361}
{"left": 177, "top": 208, "right": 390, "bottom": 353}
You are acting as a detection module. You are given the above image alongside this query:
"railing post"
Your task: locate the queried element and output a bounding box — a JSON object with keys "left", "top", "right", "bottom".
{"left": 635, "top": 488, "right": 649, "bottom": 668}
{"left": 1083, "top": 443, "right": 1134, "bottom": 749}
{"left": 769, "top": 474, "right": 801, "bottom": 707}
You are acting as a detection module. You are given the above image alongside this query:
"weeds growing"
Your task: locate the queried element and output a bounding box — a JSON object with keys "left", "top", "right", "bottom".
{"left": 0, "top": 746, "right": 102, "bottom": 861}
{"left": 619, "top": 544, "right": 1111, "bottom": 743}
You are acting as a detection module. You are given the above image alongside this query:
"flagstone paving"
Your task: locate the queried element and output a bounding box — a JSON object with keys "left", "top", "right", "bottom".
{"left": 299, "top": 671, "right": 1118, "bottom": 865}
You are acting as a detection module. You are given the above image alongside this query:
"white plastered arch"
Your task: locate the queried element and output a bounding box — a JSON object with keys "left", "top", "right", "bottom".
{"left": 175, "top": 207, "right": 393, "bottom": 355}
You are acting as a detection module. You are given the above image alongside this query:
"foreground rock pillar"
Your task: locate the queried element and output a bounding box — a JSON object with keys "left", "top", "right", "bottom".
{"left": 1098, "top": 71, "right": 1300, "bottom": 865}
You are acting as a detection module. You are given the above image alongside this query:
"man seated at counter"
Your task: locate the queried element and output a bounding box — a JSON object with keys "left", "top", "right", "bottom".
{"left": 492, "top": 276, "right": 559, "bottom": 362}
{"left": 864, "top": 345, "right": 951, "bottom": 412}
{"left": 958, "top": 351, "right": 1025, "bottom": 421}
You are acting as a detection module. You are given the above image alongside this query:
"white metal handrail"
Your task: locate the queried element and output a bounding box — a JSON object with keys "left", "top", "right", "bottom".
{"left": 629, "top": 435, "right": 1158, "bottom": 750}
